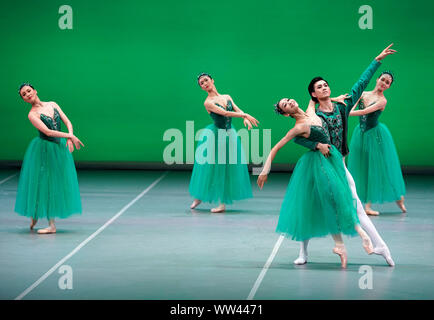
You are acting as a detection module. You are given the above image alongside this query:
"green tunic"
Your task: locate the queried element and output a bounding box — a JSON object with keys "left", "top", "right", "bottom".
{"left": 294, "top": 59, "right": 381, "bottom": 156}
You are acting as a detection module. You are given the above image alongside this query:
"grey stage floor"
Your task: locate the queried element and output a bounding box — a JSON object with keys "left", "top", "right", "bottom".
{"left": 0, "top": 169, "right": 433, "bottom": 300}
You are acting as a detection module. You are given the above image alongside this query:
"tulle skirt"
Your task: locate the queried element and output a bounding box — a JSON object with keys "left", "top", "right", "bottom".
{"left": 348, "top": 123, "right": 406, "bottom": 204}
{"left": 276, "top": 146, "right": 359, "bottom": 241}
{"left": 189, "top": 124, "right": 252, "bottom": 204}
{"left": 14, "top": 137, "right": 82, "bottom": 220}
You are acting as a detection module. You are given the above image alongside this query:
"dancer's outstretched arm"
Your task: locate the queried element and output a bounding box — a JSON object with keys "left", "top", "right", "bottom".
{"left": 258, "top": 124, "right": 307, "bottom": 189}
{"left": 28, "top": 112, "right": 84, "bottom": 150}
{"left": 350, "top": 99, "right": 386, "bottom": 116}
{"left": 226, "top": 95, "right": 254, "bottom": 130}
{"left": 343, "top": 43, "right": 396, "bottom": 116}
{"left": 205, "top": 101, "right": 259, "bottom": 127}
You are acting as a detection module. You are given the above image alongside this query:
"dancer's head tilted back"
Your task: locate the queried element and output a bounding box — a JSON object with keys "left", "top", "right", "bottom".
{"left": 375, "top": 71, "right": 394, "bottom": 92}
{"left": 197, "top": 73, "right": 214, "bottom": 92}
{"left": 19, "top": 83, "right": 37, "bottom": 104}
{"left": 308, "top": 77, "right": 330, "bottom": 103}
{"left": 274, "top": 98, "right": 299, "bottom": 118}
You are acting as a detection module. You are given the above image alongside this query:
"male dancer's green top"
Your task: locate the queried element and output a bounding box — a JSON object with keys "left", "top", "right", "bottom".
{"left": 294, "top": 60, "right": 381, "bottom": 156}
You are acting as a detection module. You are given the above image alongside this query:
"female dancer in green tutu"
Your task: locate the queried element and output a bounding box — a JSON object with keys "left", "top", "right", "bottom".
{"left": 189, "top": 73, "right": 259, "bottom": 213}
{"left": 348, "top": 71, "right": 406, "bottom": 215}
{"left": 257, "top": 98, "right": 373, "bottom": 268}
{"left": 15, "top": 83, "right": 84, "bottom": 234}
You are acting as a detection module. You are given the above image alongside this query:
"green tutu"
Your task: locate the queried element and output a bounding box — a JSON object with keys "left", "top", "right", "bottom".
{"left": 348, "top": 123, "right": 406, "bottom": 204}
{"left": 14, "top": 137, "right": 82, "bottom": 220}
{"left": 276, "top": 146, "right": 359, "bottom": 241}
{"left": 189, "top": 123, "right": 252, "bottom": 204}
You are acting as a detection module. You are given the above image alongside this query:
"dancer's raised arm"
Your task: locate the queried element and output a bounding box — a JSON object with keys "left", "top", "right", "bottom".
{"left": 257, "top": 124, "right": 307, "bottom": 189}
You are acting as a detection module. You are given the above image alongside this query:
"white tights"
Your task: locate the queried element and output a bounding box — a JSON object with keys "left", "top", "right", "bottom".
{"left": 294, "top": 161, "right": 394, "bottom": 266}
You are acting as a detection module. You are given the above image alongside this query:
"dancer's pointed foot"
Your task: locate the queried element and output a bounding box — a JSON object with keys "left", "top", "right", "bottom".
{"left": 374, "top": 246, "right": 395, "bottom": 266}
{"left": 396, "top": 197, "right": 406, "bottom": 213}
{"left": 190, "top": 199, "right": 202, "bottom": 209}
{"left": 366, "top": 208, "right": 380, "bottom": 216}
{"left": 333, "top": 245, "right": 347, "bottom": 268}
{"left": 361, "top": 235, "right": 374, "bottom": 255}
{"left": 37, "top": 227, "right": 56, "bottom": 234}
{"left": 211, "top": 204, "right": 226, "bottom": 213}
{"left": 30, "top": 218, "right": 38, "bottom": 230}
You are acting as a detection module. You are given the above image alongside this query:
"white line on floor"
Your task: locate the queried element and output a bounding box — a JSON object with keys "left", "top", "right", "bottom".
{"left": 0, "top": 173, "right": 17, "bottom": 185}
{"left": 247, "top": 235, "right": 284, "bottom": 300}
{"left": 14, "top": 171, "right": 168, "bottom": 300}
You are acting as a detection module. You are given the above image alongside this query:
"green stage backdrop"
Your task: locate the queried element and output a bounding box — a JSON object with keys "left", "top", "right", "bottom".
{"left": 1, "top": 0, "right": 433, "bottom": 166}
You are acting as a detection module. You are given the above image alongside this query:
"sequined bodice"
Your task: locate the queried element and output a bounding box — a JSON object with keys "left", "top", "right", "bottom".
{"left": 39, "top": 108, "right": 61, "bottom": 143}
{"left": 358, "top": 100, "right": 382, "bottom": 132}
{"left": 317, "top": 103, "right": 343, "bottom": 152}
{"left": 307, "top": 121, "right": 331, "bottom": 145}
{"left": 210, "top": 100, "right": 233, "bottom": 129}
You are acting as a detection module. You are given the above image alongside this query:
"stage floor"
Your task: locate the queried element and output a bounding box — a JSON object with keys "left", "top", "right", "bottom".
{"left": 1, "top": 169, "right": 433, "bottom": 300}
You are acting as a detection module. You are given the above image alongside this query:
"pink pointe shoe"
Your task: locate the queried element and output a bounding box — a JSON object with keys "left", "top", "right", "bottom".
{"left": 333, "top": 245, "right": 347, "bottom": 269}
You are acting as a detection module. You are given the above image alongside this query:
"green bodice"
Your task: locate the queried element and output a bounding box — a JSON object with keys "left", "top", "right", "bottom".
{"left": 316, "top": 104, "right": 343, "bottom": 153}
{"left": 39, "top": 108, "right": 61, "bottom": 143}
{"left": 306, "top": 122, "right": 331, "bottom": 145}
{"left": 358, "top": 100, "right": 382, "bottom": 132}
{"left": 211, "top": 100, "right": 233, "bottom": 129}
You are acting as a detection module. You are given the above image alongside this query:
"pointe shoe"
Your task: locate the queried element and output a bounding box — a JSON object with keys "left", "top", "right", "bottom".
{"left": 211, "top": 204, "right": 226, "bottom": 213}
{"left": 190, "top": 199, "right": 202, "bottom": 209}
{"left": 396, "top": 199, "right": 407, "bottom": 213}
{"left": 374, "top": 246, "right": 395, "bottom": 267}
{"left": 37, "top": 227, "right": 56, "bottom": 234}
{"left": 366, "top": 208, "right": 380, "bottom": 216}
{"left": 362, "top": 236, "right": 374, "bottom": 255}
{"left": 333, "top": 246, "right": 347, "bottom": 268}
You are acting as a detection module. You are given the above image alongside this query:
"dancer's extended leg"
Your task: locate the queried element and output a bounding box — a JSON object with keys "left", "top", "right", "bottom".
{"left": 344, "top": 164, "right": 395, "bottom": 266}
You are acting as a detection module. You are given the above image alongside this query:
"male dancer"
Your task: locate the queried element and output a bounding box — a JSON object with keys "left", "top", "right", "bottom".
{"left": 293, "top": 44, "right": 397, "bottom": 266}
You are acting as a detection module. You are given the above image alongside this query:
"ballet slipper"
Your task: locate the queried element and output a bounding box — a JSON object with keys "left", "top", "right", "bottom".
{"left": 365, "top": 208, "right": 380, "bottom": 216}
{"left": 190, "top": 199, "right": 202, "bottom": 209}
{"left": 37, "top": 227, "right": 56, "bottom": 234}
{"left": 211, "top": 204, "right": 226, "bottom": 213}
{"left": 333, "top": 245, "right": 347, "bottom": 269}
{"left": 30, "top": 218, "right": 38, "bottom": 230}
{"left": 374, "top": 246, "right": 395, "bottom": 267}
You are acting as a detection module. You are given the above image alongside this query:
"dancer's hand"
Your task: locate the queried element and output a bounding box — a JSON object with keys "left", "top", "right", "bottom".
{"left": 375, "top": 43, "right": 397, "bottom": 61}
{"left": 243, "top": 113, "right": 259, "bottom": 127}
{"left": 243, "top": 118, "right": 252, "bottom": 130}
{"left": 257, "top": 173, "right": 268, "bottom": 189}
{"left": 66, "top": 138, "right": 75, "bottom": 153}
{"left": 332, "top": 94, "right": 351, "bottom": 106}
{"left": 317, "top": 143, "right": 331, "bottom": 157}
{"left": 71, "top": 135, "right": 85, "bottom": 150}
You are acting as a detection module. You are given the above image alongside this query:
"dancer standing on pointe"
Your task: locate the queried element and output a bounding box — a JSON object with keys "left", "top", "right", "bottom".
{"left": 15, "top": 83, "right": 84, "bottom": 234}
{"left": 189, "top": 73, "right": 258, "bottom": 213}
{"left": 258, "top": 98, "right": 374, "bottom": 268}
{"left": 348, "top": 71, "right": 406, "bottom": 215}
{"left": 293, "top": 44, "right": 397, "bottom": 266}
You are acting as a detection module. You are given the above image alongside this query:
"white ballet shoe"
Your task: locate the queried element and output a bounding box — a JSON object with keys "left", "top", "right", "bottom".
{"left": 293, "top": 256, "right": 307, "bottom": 265}
{"left": 374, "top": 246, "right": 395, "bottom": 266}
